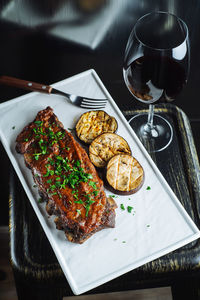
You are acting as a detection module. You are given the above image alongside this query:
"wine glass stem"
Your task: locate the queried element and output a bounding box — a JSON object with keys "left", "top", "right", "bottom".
{"left": 147, "top": 104, "right": 154, "bottom": 127}
{"left": 143, "top": 104, "right": 159, "bottom": 138}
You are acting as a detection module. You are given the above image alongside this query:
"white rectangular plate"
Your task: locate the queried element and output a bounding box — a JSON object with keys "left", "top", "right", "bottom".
{"left": 0, "top": 69, "right": 199, "bottom": 295}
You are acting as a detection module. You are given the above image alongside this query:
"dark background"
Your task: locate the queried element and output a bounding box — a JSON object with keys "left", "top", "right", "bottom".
{"left": 1, "top": 0, "right": 200, "bottom": 225}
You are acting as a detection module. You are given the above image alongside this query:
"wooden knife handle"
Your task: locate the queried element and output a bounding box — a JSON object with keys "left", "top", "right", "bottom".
{"left": 0, "top": 75, "right": 52, "bottom": 94}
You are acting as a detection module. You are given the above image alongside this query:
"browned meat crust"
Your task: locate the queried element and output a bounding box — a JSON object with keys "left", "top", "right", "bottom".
{"left": 16, "top": 107, "right": 117, "bottom": 243}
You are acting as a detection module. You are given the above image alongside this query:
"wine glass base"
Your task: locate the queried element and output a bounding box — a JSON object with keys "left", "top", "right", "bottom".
{"left": 129, "top": 113, "right": 173, "bottom": 152}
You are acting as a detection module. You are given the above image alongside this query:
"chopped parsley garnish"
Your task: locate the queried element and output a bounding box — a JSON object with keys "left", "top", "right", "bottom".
{"left": 30, "top": 119, "right": 100, "bottom": 217}
{"left": 43, "top": 165, "right": 54, "bottom": 177}
{"left": 37, "top": 198, "right": 44, "bottom": 203}
{"left": 49, "top": 184, "right": 56, "bottom": 191}
{"left": 146, "top": 186, "right": 151, "bottom": 190}
{"left": 120, "top": 204, "right": 125, "bottom": 210}
{"left": 67, "top": 128, "right": 74, "bottom": 132}
{"left": 76, "top": 209, "right": 81, "bottom": 215}
{"left": 127, "top": 206, "right": 133, "bottom": 213}
{"left": 12, "top": 126, "right": 15, "bottom": 130}
{"left": 83, "top": 193, "right": 96, "bottom": 217}
{"left": 74, "top": 199, "right": 84, "bottom": 204}
{"left": 50, "top": 192, "right": 57, "bottom": 196}
{"left": 34, "top": 120, "right": 43, "bottom": 126}
{"left": 120, "top": 204, "right": 135, "bottom": 215}
{"left": 93, "top": 190, "right": 99, "bottom": 196}
{"left": 33, "top": 153, "right": 40, "bottom": 161}
{"left": 88, "top": 181, "right": 97, "bottom": 189}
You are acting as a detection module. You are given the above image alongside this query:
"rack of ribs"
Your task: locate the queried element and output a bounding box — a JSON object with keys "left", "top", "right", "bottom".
{"left": 16, "top": 106, "right": 117, "bottom": 243}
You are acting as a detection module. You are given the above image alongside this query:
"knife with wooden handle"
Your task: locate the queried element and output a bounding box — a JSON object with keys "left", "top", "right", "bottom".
{"left": 0, "top": 75, "right": 108, "bottom": 109}
{"left": 0, "top": 75, "right": 53, "bottom": 94}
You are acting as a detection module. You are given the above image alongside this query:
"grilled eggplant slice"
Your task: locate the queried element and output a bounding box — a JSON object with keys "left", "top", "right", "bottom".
{"left": 89, "top": 133, "right": 131, "bottom": 168}
{"left": 106, "top": 154, "right": 144, "bottom": 195}
{"left": 76, "top": 110, "right": 118, "bottom": 144}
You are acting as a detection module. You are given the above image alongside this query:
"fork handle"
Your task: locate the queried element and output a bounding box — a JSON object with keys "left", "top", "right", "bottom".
{"left": 0, "top": 75, "right": 52, "bottom": 94}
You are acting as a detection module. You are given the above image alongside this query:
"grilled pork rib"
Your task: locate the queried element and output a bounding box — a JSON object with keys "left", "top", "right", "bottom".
{"left": 16, "top": 107, "right": 117, "bottom": 243}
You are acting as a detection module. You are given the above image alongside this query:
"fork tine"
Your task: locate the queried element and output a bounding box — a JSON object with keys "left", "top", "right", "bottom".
{"left": 81, "top": 102, "right": 106, "bottom": 108}
{"left": 80, "top": 104, "right": 106, "bottom": 109}
{"left": 81, "top": 100, "right": 107, "bottom": 106}
{"left": 81, "top": 101, "right": 107, "bottom": 106}
{"left": 82, "top": 101, "right": 107, "bottom": 106}
{"left": 81, "top": 102, "right": 107, "bottom": 107}
{"left": 82, "top": 98, "right": 107, "bottom": 104}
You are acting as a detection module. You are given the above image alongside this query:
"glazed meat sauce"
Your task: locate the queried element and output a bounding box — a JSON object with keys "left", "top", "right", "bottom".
{"left": 16, "top": 107, "right": 116, "bottom": 243}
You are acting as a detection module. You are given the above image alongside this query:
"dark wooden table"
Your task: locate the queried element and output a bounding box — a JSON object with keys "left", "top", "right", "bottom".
{"left": 1, "top": 1, "right": 200, "bottom": 299}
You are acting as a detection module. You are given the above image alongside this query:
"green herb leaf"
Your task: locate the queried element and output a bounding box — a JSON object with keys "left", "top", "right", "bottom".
{"left": 67, "top": 128, "right": 74, "bottom": 132}
{"left": 87, "top": 174, "right": 93, "bottom": 179}
{"left": 127, "top": 206, "right": 133, "bottom": 213}
{"left": 34, "top": 120, "right": 43, "bottom": 126}
{"left": 120, "top": 204, "right": 125, "bottom": 210}
{"left": 50, "top": 192, "right": 57, "bottom": 196}
{"left": 74, "top": 199, "right": 84, "bottom": 204}
{"left": 34, "top": 154, "right": 40, "bottom": 161}
{"left": 88, "top": 181, "right": 97, "bottom": 189}
{"left": 93, "top": 190, "right": 99, "bottom": 196}
{"left": 76, "top": 209, "right": 81, "bottom": 215}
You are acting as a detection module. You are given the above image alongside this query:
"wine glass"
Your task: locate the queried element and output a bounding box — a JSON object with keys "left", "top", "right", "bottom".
{"left": 123, "top": 11, "right": 190, "bottom": 152}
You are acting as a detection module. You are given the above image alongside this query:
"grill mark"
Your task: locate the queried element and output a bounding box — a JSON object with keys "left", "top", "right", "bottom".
{"left": 90, "top": 152, "right": 106, "bottom": 163}
{"left": 127, "top": 156, "right": 132, "bottom": 191}
{"left": 97, "top": 111, "right": 105, "bottom": 133}
{"left": 92, "top": 140, "right": 127, "bottom": 157}
{"left": 115, "top": 155, "right": 120, "bottom": 190}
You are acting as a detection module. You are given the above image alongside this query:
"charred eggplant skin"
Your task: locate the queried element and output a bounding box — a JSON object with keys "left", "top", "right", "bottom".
{"left": 104, "top": 173, "right": 145, "bottom": 195}
{"left": 75, "top": 110, "right": 118, "bottom": 144}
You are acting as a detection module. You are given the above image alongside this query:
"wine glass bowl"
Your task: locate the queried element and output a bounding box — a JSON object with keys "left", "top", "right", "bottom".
{"left": 123, "top": 11, "right": 189, "bottom": 152}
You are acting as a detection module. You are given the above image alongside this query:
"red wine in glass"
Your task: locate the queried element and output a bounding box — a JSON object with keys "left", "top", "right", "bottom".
{"left": 125, "top": 55, "right": 187, "bottom": 103}
{"left": 123, "top": 11, "right": 189, "bottom": 152}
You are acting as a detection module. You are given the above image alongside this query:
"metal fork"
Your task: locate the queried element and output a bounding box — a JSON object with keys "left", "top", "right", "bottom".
{"left": 0, "top": 75, "right": 107, "bottom": 109}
